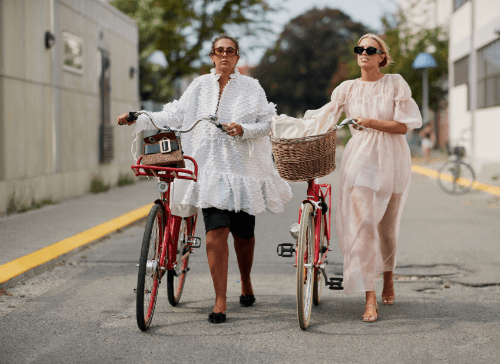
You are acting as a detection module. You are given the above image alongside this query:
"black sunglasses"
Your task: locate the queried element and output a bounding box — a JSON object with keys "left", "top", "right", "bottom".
{"left": 354, "top": 46, "right": 383, "bottom": 55}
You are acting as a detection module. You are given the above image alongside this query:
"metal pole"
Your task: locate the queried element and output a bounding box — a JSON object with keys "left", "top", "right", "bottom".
{"left": 422, "top": 68, "right": 429, "bottom": 126}
{"left": 469, "top": 0, "right": 476, "bottom": 169}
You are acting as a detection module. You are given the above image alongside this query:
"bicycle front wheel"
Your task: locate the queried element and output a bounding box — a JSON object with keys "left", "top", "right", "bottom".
{"left": 437, "top": 161, "right": 475, "bottom": 195}
{"left": 136, "top": 203, "right": 164, "bottom": 331}
{"left": 167, "top": 216, "right": 195, "bottom": 306}
{"left": 296, "top": 203, "right": 315, "bottom": 330}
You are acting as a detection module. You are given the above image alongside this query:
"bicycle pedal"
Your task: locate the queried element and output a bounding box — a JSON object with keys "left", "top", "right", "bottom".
{"left": 277, "top": 243, "right": 295, "bottom": 258}
{"left": 327, "top": 277, "right": 344, "bottom": 290}
{"left": 185, "top": 236, "right": 201, "bottom": 248}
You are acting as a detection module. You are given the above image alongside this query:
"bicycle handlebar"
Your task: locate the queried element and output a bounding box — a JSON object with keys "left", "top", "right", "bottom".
{"left": 335, "top": 117, "right": 368, "bottom": 131}
{"left": 123, "top": 111, "right": 227, "bottom": 133}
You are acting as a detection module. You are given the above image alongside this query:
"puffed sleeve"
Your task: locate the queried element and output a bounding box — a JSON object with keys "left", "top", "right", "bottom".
{"left": 241, "top": 85, "right": 276, "bottom": 140}
{"left": 271, "top": 82, "right": 349, "bottom": 138}
{"left": 132, "top": 78, "right": 199, "bottom": 135}
{"left": 303, "top": 82, "right": 348, "bottom": 131}
{"left": 392, "top": 74, "right": 422, "bottom": 131}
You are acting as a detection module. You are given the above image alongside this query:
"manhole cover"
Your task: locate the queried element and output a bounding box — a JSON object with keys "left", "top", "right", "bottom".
{"left": 393, "top": 265, "right": 460, "bottom": 277}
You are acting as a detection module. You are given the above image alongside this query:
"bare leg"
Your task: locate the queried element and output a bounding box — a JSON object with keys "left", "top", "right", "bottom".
{"left": 382, "top": 271, "right": 395, "bottom": 305}
{"left": 363, "top": 290, "right": 378, "bottom": 322}
{"left": 206, "top": 227, "right": 230, "bottom": 313}
{"left": 351, "top": 187, "right": 377, "bottom": 291}
{"left": 233, "top": 235, "right": 255, "bottom": 296}
{"left": 378, "top": 194, "right": 401, "bottom": 305}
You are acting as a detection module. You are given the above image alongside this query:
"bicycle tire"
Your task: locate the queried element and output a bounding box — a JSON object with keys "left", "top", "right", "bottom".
{"left": 136, "top": 203, "right": 164, "bottom": 331}
{"left": 296, "top": 203, "right": 315, "bottom": 330}
{"left": 313, "top": 214, "right": 326, "bottom": 306}
{"left": 437, "top": 161, "right": 475, "bottom": 195}
{"left": 167, "top": 216, "right": 194, "bottom": 306}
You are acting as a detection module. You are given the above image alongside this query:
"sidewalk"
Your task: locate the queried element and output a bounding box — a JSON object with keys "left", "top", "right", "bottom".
{"left": 0, "top": 179, "right": 158, "bottom": 287}
{"left": 411, "top": 149, "right": 500, "bottom": 195}
{"left": 1, "top": 154, "right": 499, "bottom": 288}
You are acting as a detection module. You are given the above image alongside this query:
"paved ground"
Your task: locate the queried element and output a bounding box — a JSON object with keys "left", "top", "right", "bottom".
{"left": 1, "top": 151, "right": 499, "bottom": 363}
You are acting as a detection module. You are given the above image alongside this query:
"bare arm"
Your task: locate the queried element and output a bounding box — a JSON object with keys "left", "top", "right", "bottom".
{"left": 355, "top": 117, "right": 408, "bottom": 135}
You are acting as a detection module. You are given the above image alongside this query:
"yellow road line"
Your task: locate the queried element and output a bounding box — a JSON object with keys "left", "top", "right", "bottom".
{"left": 412, "top": 165, "right": 500, "bottom": 197}
{"left": 0, "top": 203, "right": 153, "bottom": 284}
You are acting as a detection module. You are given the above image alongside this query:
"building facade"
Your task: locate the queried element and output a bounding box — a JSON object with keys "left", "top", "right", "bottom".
{"left": 449, "top": 0, "right": 500, "bottom": 177}
{"left": 0, "top": 0, "right": 140, "bottom": 215}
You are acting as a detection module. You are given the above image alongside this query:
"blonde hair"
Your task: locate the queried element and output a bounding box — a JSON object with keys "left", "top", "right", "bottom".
{"left": 358, "top": 33, "right": 393, "bottom": 68}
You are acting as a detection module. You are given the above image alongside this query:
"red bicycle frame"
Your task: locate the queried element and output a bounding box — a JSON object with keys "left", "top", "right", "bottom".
{"left": 297, "top": 179, "right": 332, "bottom": 270}
{"left": 131, "top": 155, "right": 199, "bottom": 273}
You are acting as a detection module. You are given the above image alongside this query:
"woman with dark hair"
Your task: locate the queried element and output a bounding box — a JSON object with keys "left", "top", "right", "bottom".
{"left": 117, "top": 34, "right": 292, "bottom": 324}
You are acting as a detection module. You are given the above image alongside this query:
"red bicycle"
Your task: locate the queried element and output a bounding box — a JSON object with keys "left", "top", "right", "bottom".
{"left": 275, "top": 118, "right": 366, "bottom": 330}
{"left": 125, "top": 112, "right": 226, "bottom": 331}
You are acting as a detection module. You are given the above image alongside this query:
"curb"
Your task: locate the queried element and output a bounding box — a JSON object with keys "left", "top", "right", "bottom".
{"left": 0, "top": 203, "right": 153, "bottom": 287}
{"left": 411, "top": 165, "right": 500, "bottom": 197}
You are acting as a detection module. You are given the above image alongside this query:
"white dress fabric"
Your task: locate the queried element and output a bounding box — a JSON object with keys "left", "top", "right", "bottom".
{"left": 132, "top": 68, "right": 292, "bottom": 217}
{"left": 272, "top": 74, "right": 422, "bottom": 294}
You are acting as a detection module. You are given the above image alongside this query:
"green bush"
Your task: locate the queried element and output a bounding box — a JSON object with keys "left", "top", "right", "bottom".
{"left": 6, "top": 196, "right": 54, "bottom": 215}
{"left": 90, "top": 175, "right": 110, "bottom": 194}
{"left": 117, "top": 173, "right": 135, "bottom": 187}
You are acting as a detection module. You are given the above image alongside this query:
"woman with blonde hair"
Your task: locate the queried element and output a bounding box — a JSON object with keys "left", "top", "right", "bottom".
{"left": 332, "top": 33, "right": 422, "bottom": 322}
{"left": 274, "top": 33, "right": 422, "bottom": 322}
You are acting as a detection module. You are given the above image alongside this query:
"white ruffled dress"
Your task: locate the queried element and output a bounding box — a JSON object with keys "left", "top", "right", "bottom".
{"left": 273, "top": 74, "right": 422, "bottom": 294}
{"left": 133, "top": 68, "right": 292, "bottom": 217}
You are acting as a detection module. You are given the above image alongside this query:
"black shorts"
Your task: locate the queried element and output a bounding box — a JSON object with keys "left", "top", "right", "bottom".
{"left": 201, "top": 207, "right": 255, "bottom": 240}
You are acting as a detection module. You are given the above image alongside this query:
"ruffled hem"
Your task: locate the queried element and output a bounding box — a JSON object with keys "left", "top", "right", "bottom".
{"left": 172, "top": 169, "right": 292, "bottom": 216}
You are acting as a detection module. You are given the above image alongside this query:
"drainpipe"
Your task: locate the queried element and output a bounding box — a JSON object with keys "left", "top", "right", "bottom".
{"left": 468, "top": 0, "right": 476, "bottom": 170}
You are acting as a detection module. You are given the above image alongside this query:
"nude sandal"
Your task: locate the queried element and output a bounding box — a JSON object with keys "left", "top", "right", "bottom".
{"left": 382, "top": 295, "right": 395, "bottom": 305}
{"left": 362, "top": 304, "right": 378, "bottom": 323}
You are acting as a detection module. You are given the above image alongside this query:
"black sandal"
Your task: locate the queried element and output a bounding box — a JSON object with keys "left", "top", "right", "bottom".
{"left": 208, "top": 312, "right": 226, "bottom": 324}
{"left": 239, "top": 295, "right": 256, "bottom": 307}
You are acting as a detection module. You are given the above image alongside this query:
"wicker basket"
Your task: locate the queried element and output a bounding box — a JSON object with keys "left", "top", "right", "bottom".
{"left": 270, "top": 128, "right": 337, "bottom": 182}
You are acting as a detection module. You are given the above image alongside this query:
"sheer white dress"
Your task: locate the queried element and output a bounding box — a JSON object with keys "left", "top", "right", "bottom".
{"left": 276, "top": 74, "right": 422, "bottom": 294}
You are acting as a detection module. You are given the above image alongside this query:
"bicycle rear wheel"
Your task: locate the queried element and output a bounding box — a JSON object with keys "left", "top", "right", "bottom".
{"left": 296, "top": 203, "right": 315, "bottom": 330}
{"left": 136, "top": 203, "right": 164, "bottom": 331}
{"left": 167, "top": 216, "right": 195, "bottom": 306}
{"left": 313, "top": 214, "right": 326, "bottom": 306}
{"left": 438, "top": 161, "right": 475, "bottom": 195}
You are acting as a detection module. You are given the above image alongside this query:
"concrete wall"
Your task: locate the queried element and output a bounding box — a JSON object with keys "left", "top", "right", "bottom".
{"left": 0, "top": 0, "right": 140, "bottom": 214}
{"left": 448, "top": 0, "right": 500, "bottom": 178}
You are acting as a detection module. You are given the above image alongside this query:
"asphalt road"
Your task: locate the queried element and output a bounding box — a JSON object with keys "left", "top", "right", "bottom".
{"left": 1, "top": 170, "right": 500, "bottom": 364}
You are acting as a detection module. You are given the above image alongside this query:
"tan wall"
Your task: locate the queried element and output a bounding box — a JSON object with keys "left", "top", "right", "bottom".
{"left": 0, "top": 0, "right": 140, "bottom": 214}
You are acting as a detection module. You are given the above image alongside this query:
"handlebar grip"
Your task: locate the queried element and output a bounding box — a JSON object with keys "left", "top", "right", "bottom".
{"left": 126, "top": 111, "right": 139, "bottom": 122}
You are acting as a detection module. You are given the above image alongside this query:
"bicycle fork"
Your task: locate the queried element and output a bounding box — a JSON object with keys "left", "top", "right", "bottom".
{"left": 276, "top": 201, "right": 343, "bottom": 291}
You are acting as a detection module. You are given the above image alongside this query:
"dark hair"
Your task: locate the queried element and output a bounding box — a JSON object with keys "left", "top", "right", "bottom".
{"left": 210, "top": 33, "right": 240, "bottom": 56}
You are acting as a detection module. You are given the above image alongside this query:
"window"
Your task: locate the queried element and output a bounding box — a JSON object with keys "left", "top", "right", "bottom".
{"left": 454, "top": 56, "right": 469, "bottom": 109}
{"left": 454, "top": 56, "right": 469, "bottom": 86}
{"left": 477, "top": 39, "right": 500, "bottom": 109}
{"left": 453, "top": 0, "right": 469, "bottom": 12}
{"left": 63, "top": 32, "right": 84, "bottom": 75}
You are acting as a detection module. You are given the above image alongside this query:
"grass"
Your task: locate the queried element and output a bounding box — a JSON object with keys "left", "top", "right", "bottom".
{"left": 6, "top": 196, "right": 55, "bottom": 215}
{"left": 90, "top": 175, "right": 110, "bottom": 194}
{"left": 117, "top": 173, "right": 135, "bottom": 187}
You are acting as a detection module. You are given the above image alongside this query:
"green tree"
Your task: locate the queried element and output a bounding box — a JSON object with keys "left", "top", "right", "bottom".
{"left": 111, "top": 0, "right": 275, "bottom": 103}
{"left": 252, "top": 8, "right": 370, "bottom": 116}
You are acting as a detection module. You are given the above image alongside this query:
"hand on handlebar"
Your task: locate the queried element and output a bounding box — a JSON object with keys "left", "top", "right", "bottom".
{"left": 353, "top": 117, "right": 370, "bottom": 130}
{"left": 117, "top": 111, "right": 138, "bottom": 126}
{"left": 223, "top": 122, "right": 243, "bottom": 137}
